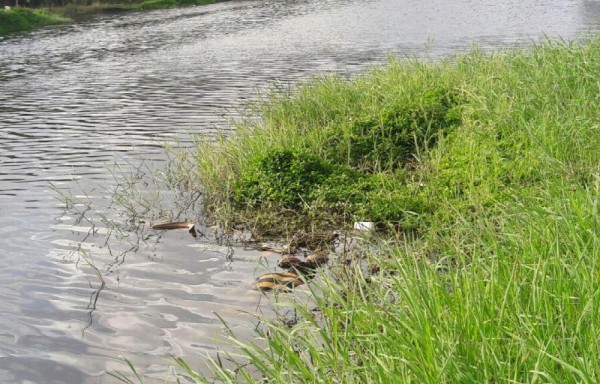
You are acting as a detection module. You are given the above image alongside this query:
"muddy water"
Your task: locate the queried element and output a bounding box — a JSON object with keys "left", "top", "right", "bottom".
{"left": 2, "top": 0, "right": 600, "bottom": 382}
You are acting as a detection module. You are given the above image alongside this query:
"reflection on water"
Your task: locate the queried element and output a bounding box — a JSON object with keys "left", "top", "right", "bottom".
{"left": 2, "top": 0, "right": 600, "bottom": 381}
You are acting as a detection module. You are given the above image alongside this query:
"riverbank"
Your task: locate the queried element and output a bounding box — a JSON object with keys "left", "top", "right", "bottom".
{"left": 0, "top": 7, "right": 70, "bottom": 36}
{"left": 0, "top": 0, "right": 222, "bottom": 36}
{"left": 48, "top": 0, "right": 221, "bottom": 20}
{"left": 175, "top": 37, "right": 599, "bottom": 382}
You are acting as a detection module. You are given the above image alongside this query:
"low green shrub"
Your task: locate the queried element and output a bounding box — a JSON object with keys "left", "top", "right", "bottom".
{"left": 234, "top": 149, "right": 337, "bottom": 209}
{"left": 193, "top": 59, "right": 465, "bottom": 234}
{"left": 233, "top": 148, "right": 428, "bottom": 226}
{"left": 322, "top": 87, "right": 462, "bottom": 171}
{"left": 0, "top": 7, "right": 70, "bottom": 36}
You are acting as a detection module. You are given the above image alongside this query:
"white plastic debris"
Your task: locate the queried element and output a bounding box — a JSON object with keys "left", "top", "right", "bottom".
{"left": 353, "top": 221, "right": 374, "bottom": 231}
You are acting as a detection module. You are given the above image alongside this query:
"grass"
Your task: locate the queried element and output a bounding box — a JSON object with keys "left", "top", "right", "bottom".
{"left": 154, "top": 36, "right": 600, "bottom": 383}
{"left": 0, "top": 0, "right": 224, "bottom": 35}
{"left": 191, "top": 64, "right": 463, "bottom": 238}
{"left": 191, "top": 39, "right": 600, "bottom": 237}
{"left": 48, "top": 0, "right": 222, "bottom": 19}
{"left": 195, "top": 187, "right": 599, "bottom": 383}
{"left": 0, "top": 7, "right": 70, "bottom": 36}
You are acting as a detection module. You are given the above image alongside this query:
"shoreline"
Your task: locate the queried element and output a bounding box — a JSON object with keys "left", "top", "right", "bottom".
{"left": 47, "top": 0, "right": 224, "bottom": 20}
{"left": 0, "top": 7, "right": 71, "bottom": 36}
{"left": 0, "top": 0, "right": 226, "bottom": 37}
{"left": 168, "top": 37, "right": 600, "bottom": 382}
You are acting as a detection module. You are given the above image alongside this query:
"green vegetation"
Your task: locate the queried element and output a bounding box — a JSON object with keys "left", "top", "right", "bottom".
{"left": 47, "top": 0, "right": 219, "bottom": 20}
{"left": 0, "top": 0, "right": 222, "bottom": 35}
{"left": 136, "top": 0, "right": 218, "bottom": 10}
{"left": 171, "top": 37, "right": 600, "bottom": 382}
{"left": 0, "top": 7, "right": 70, "bottom": 36}
{"left": 194, "top": 63, "right": 465, "bottom": 236}
{"left": 52, "top": 0, "right": 219, "bottom": 16}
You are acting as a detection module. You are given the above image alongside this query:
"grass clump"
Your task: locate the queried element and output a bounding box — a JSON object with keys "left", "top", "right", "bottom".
{"left": 160, "top": 36, "right": 600, "bottom": 383}
{"left": 321, "top": 85, "right": 462, "bottom": 171}
{"left": 194, "top": 60, "right": 462, "bottom": 235}
{"left": 231, "top": 148, "right": 428, "bottom": 232}
{"left": 233, "top": 148, "right": 338, "bottom": 210}
{"left": 0, "top": 7, "right": 70, "bottom": 36}
{"left": 192, "top": 181, "right": 599, "bottom": 383}
{"left": 190, "top": 177, "right": 599, "bottom": 383}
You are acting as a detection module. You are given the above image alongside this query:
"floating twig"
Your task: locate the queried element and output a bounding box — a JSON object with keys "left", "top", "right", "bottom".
{"left": 151, "top": 221, "right": 197, "bottom": 238}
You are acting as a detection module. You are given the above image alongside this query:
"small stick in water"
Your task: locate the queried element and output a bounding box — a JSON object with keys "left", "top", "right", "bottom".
{"left": 151, "top": 221, "right": 197, "bottom": 238}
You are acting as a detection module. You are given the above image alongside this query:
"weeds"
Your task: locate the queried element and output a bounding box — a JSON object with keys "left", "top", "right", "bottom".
{"left": 0, "top": 7, "right": 70, "bottom": 36}
{"left": 192, "top": 59, "right": 463, "bottom": 238}
{"left": 164, "top": 37, "right": 600, "bottom": 383}
{"left": 195, "top": 180, "right": 599, "bottom": 383}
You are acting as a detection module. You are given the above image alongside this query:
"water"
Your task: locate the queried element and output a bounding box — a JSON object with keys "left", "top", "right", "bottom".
{"left": 1, "top": 0, "right": 600, "bottom": 382}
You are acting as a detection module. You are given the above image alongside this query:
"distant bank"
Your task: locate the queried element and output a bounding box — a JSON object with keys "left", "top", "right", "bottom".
{"left": 0, "top": 0, "right": 224, "bottom": 37}
{"left": 0, "top": 7, "right": 70, "bottom": 36}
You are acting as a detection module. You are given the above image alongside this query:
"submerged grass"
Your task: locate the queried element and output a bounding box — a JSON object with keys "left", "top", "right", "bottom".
{"left": 166, "top": 37, "right": 600, "bottom": 383}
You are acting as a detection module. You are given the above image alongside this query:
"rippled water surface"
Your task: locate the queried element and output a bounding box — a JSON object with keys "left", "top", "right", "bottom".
{"left": 2, "top": 0, "right": 600, "bottom": 382}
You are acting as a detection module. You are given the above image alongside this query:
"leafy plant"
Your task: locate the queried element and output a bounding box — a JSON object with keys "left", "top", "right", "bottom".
{"left": 233, "top": 149, "right": 336, "bottom": 209}
{"left": 0, "top": 7, "right": 70, "bottom": 36}
{"left": 323, "top": 87, "right": 462, "bottom": 171}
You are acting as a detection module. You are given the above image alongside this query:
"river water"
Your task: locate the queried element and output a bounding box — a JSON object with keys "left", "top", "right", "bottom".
{"left": 1, "top": 0, "right": 600, "bottom": 382}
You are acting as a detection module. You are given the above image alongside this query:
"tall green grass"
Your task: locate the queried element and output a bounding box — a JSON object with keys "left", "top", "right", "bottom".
{"left": 193, "top": 39, "right": 600, "bottom": 235}
{"left": 0, "top": 7, "right": 70, "bottom": 36}
{"left": 175, "top": 37, "right": 600, "bottom": 383}
{"left": 193, "top": 60, "right": 463, "bottom": 236}
{"left": 192, "top": 183, "right": 599, "bottom": 383}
